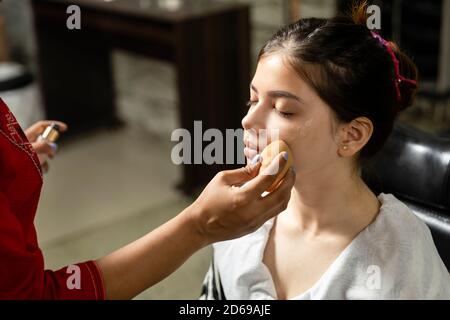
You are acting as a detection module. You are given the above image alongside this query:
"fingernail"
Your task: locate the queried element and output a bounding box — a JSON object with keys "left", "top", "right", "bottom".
{"left": 282, "top": 151, "right": 288, "bottom": 161}
{"left": 251, "top": 154, "right": 262, "bottom": 166}
{"left": 49, "top": 142, "right": 58, "bottom": 152}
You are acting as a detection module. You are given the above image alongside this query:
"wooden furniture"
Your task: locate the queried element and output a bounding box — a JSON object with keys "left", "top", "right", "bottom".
{"left": 0, "top": 16, "right": 9, "bottom": 62}
{"left": 31, "top": 0, "right": 251, "bottom": 194}
{"left": 284, "top": 0, "right": 301, "bottom": 23}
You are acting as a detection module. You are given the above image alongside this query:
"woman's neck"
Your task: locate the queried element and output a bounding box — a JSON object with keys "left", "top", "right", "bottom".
{"left": 281, "top": 165, "right": 381, "bottom": 238}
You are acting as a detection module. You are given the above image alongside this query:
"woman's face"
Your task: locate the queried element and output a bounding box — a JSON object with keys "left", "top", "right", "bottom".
{"left": 242, "top": 54, "right": 342, "bottom": 176}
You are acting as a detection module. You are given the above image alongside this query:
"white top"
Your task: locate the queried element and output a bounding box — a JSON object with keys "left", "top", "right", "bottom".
{"left": 213, "top": 193, "right": 450, "bottom": 299}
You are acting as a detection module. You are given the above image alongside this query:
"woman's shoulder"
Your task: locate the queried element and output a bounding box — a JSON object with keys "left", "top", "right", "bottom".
{"left": 371, "top": 192, "right": 444, "bottom": 252}
{"left": 348, "top": 192, "right": 450, "bottom": 299}
{"left": 362, "top": 192, "right": 445, "bottom": 266}
{"left": 374, "top": 193, "right": 431, "bottom": 238}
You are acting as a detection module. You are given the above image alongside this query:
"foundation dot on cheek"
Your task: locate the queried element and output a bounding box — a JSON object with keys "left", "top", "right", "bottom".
{"left": 296, "top": 119, "right": 313, "bottom": 138}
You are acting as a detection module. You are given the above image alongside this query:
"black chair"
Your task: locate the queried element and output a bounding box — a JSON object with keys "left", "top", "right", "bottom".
{"left": 362, "top": 121, "right": 450, "bottom": 271}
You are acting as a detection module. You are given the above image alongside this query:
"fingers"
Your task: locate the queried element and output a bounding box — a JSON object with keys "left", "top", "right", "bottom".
{"left": 32, "top": 140, "right": 57, "bottom": 158}
{"left": 219, "top": 160, "right": 262, "bottom": 186}
{"left": 261, "top": 168, "right": 296, "bottom": 202}
{"left": 32, "top": 120, "right": 68, "bottom": 132}
{"left": 25, "top": 120, "right": 68, "bottom": 142}
{"left": 241, "top": 152, "right": 289, "bottom": 197}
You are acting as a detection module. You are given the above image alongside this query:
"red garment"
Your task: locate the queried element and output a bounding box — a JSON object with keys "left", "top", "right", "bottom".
{"left": 0, "top": 99, "right": 105, "bottom": 299}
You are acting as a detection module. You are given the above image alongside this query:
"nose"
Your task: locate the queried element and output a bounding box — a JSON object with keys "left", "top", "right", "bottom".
{"left": 241, "top": 102, "right": 265, "bottom": 131}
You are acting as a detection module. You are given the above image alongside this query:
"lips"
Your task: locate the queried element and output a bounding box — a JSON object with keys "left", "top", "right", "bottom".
{"left": 243, "top": 135, "right": 262, "bottom": 162}
{"left": 244, "top": 137, "right": 258, "bottom": 150}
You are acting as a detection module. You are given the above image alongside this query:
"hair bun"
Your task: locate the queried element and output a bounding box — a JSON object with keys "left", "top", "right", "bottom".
{"left": 351, "top": 1, "right": 419, "bottom": 113}
{"left": 351, "top": 1, "right": 369, "bottom": 26}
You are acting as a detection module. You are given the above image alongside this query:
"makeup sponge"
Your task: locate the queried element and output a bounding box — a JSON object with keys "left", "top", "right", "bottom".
{"left": 259, "top": 140, "right": 293, "bottom": 192}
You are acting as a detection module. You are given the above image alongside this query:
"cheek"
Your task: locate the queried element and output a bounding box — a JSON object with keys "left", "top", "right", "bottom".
{"left": 282, "top": 118, "right": 338, "bottom": 170}
{"left": 297, "top": 118, "right": 314, "bottom": 137}
{"left": 280, "top": 118, "right": 314, "bottom": 147}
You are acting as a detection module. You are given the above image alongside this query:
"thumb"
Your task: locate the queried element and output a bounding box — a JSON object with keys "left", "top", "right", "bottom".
{"left": 221, "top": 155, "right": 262, "bottom": 186}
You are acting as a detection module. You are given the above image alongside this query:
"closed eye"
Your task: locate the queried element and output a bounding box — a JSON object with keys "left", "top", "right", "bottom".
{"left": 247, "top": 100, "right": 294, "bottom": 118}
{"left": 275, "top": 108, "right": 293, "bottom": 118}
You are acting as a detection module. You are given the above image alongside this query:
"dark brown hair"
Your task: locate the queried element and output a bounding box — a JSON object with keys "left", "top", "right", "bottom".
{"left": 258, "top": 3, "right": 418, "bottom": 166}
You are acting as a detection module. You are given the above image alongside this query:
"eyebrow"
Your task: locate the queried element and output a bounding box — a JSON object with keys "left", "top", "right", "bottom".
{"left": 250, "top": 84, "right": 304, "bottom": 104}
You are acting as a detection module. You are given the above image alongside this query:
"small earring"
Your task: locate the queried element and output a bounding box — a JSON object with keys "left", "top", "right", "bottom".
{"left": 342, "top": 145, "right": 348, "bottom": 150}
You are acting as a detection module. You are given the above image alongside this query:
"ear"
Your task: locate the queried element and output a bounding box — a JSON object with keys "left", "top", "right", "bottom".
{"left": 337, "top": 117, "right": 373, "bottom": 157}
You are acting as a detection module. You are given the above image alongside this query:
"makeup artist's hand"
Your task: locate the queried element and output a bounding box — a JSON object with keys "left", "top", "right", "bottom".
{"left": 187, "top": 152, "right": 296, "bottom": 245}
{"left": 25, "top": 120, "right": 68, "bottom": 172}
{"left": 96, "top": 152, "right": 295, "bottom": 299}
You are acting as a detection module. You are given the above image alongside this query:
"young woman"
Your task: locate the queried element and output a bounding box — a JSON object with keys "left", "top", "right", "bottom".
{"left": 200, "top": 5, "right": 450, "bottom": 299}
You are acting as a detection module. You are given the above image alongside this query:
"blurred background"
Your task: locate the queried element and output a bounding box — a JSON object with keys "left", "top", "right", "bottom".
{"left": 0, "top": 0, "right": 448, "bottom": 299}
